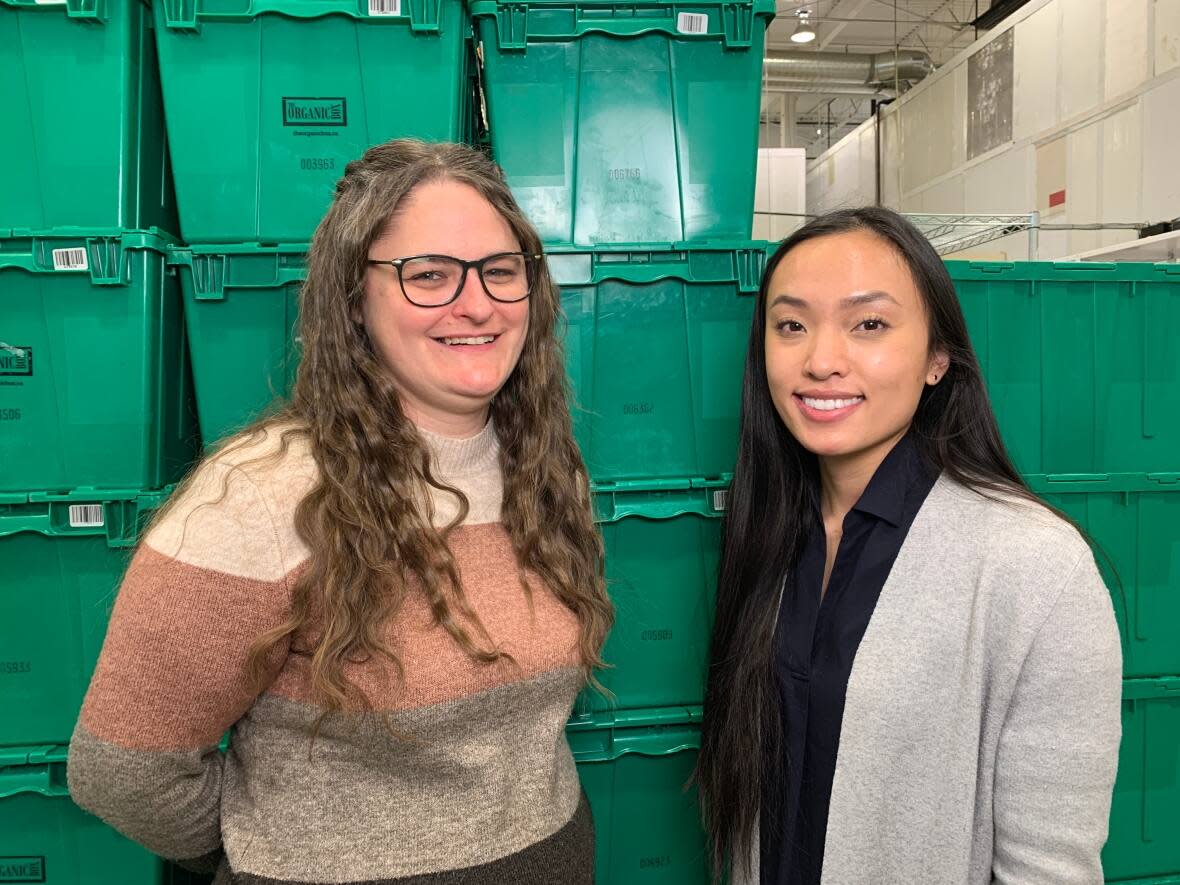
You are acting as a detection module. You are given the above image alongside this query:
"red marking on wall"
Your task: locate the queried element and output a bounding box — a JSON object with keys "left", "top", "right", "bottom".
{"left": 1048, "top": 189, "right": 1066, "bottom": 208}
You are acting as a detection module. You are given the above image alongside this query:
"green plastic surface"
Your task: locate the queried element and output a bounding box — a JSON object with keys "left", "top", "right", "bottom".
{"left": 950, "top": 261, "right": 1180, "bottom": 476}
{"left": 0, "top": 0, "right": 177, "bottom": 233}
{"left": 152, "top": 0, "right": 473, "bottom": 243}
{"left": 1103, "top": 678, "right": 1180, "bottom": 881}
{"left": 579, "top": 481, "right": 724, "bottom": 712}
{"left": 556, "top": 243, "right": 763, "bottom": 481}
{"left": 1028, "top": 474, "right": 1180, "bottom": 679}
{"left": 0, "top": 746, "right": 176, "bottom": 884}
{"left": 569, "top": 709, "right": 709, "bottom": 885}
{"left": 0, "top": 230, "right": 198, "bottom": 493}
{"left": 0, "top": 488, "right": 170, "bottom": 748}
{"left": 170, "top": 244, "right": 305, "bottom": 445}
{"left": 473, "top": 0, "right": 775, "bottom": 245}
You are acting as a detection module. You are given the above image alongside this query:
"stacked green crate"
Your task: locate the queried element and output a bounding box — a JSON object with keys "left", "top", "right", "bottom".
{"left": 474, "top": 4, "right": 774, "bottom": 869}
{"left": 949, "top": 261, "right": 1180, "bottom": 883}
{"left": 568, "top": 708, "right": 709, "bottom": 885}
{"left": 152, "top": 0, "right": 477, "bottom": 245}
{"left": 2, "top": 3, "right": 200, "bottom": 880}
{"left": 0, "top": 0, "right": 177, "bottom": 234}
{"left": 0, "top": 231, "right": 195, "bottom": 493}
{"left": 472, "top": 0, "right": 775, "bottom": 246}
{"left": 0, "top": 747, "right": 170, "bottom": 885}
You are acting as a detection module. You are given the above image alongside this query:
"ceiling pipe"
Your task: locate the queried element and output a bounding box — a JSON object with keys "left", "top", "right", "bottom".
{"left": 761, "top": 81, "right": 896, "bottom": 97}
{"left": 762, "top": 49, "right": 935, "bottom": 88}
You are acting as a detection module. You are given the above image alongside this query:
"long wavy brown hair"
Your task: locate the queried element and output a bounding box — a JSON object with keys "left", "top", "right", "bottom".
{"left": 197, "top": 139, "right": 611, "bottom": 718}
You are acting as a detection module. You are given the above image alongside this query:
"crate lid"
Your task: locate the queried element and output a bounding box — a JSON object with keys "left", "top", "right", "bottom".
{"left": 471, "top": 0, "right": 775, "bottom": 49}
{"left": 945, "top": 259, "right": 1180, "bottom": 281}
{"left": 156, "top": 0, "right": 455, "bottom": 31}
{"left": 592, "top": 477, "right": 730, "bottom": 522}
{"left": 0, "top": 486, "right": 173, "bottom": 545}
{"left": 1122, "top": 677, "right": 1180, "bottom": 701}
{"left": 546, "top": 241, "right": 770, "bottom": 292}
{"left": 566, "top": 706, "right": 702, "bottom": 761}
{"left": 0, "top": 228, "right": 177, "bottom": 285}
{"left": 1024, "top": 472, "right": 1180, "bottom": 493}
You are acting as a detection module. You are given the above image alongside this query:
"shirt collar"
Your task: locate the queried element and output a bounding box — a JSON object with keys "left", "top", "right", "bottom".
{"left": 851, "top": 433, "right": 930, "bottom": 528}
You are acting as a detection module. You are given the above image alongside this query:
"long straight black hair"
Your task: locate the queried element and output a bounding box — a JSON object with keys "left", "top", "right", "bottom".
{"left": 696, "top": 207, "right": 1043, "bottom": 880}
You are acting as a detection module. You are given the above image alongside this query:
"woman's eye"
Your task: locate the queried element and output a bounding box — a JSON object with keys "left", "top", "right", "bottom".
{"left": 775, "top": 320, "right": 804, "bottom": 333}
{"left": 857, "top": 318, "right": 887, "bottom": 332}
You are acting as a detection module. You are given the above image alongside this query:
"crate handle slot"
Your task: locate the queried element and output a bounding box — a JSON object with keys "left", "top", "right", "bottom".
{"left": 0, "top": 761, "right": 69, "bottom": 800}
{"left": 495, "top": 2, "right": 528, "bottom": 49}
{"left": 65, "top": 0, "right": 106, "bottom": 22}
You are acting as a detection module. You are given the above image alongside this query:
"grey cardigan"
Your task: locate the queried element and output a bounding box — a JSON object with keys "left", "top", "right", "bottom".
{"left": 736, "top": 475, "right": 1123, "bottom": 885}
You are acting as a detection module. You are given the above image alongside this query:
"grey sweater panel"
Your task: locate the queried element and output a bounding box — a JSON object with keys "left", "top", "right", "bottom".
{"left": 737, "top": 476, "right": 1123, "bottom": 885}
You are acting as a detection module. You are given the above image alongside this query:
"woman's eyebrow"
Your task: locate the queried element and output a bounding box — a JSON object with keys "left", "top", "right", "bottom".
{"left": 769, "top": 291, "right": 900, "bottom": 310}
{"left": 841, "top": 290, "right": 899, "bottom": 308}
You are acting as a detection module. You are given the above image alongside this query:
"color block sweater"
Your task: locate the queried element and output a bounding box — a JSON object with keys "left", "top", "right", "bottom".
{"left": 68, "top": 422, "right": 594, "bottom": 884}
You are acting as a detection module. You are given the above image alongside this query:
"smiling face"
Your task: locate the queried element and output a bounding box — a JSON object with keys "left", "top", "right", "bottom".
{"left": 764, "top": 229, "right": 949, "bottom": 475}
{"left": 362, "top": 179, "right": 531, "bottom": 435}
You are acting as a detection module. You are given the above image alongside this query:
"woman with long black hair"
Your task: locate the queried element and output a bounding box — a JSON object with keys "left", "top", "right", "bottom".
{"left": 697, "top": 207, "right": 1122, "bottom": 885}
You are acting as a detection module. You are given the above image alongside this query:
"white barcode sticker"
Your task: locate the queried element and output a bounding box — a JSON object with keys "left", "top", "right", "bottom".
{"left": 69, "top": 504, "right": 105, "bottom": 528}
{"left": 712, "top": 489, "right": 728, "bottom": 512}
{"left": 677, "top": 12, "right": 708, "bottom": 34}
{"left": 52, "top": 247, "right": 88, "bottom": 271}
{"left": 368, "top": 0, "right": 401, "bottom": 15}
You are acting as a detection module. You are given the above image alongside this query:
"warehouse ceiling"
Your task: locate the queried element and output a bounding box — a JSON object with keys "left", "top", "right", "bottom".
{"left": 762, "top": 0, "right": 994, "bottom": 158}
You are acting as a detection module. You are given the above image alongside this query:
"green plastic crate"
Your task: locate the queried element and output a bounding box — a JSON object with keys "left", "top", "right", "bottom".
{"left": 0, "top": 0, "right": 177, "bottom": 234}
{"left": 153, "top": 0, "right": 473, "bottom": 244}
{"left": 1103, "top": 678, "right": 1180, "bottom": 881}
{"left": 169, "top": 244, "right": 305, "bottom": 445}
{"left": 579, "top": 480, "right": 723, "bottom": 713}
{"left": 473, "top": 0, "right": 774, "bottom": 246}
{"left": 949, "top": 261, "right": 1180, "bottom": 476}
{"left": 553, "top": 243, "right": 765, "bottom": 481}
{"left": 568, "top": 707, "right": 708, "bottom": 885}
{"left": 0, "top": 745, "right": 185, "bottom": 885}
{"left": 0, "top": 230, "right": 197, "bottom": 493}
{"left": 174, "top": 242, "right": 766, "bottom": 478}
{"left": 0, "top": 487, "right": 169, "bottom": 748}
{"left": 1029, "top": 474, "right": 1180, "bottom": 679}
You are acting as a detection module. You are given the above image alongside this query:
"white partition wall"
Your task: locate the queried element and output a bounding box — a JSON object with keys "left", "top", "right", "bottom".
{"left": 805, "top": 0, "right": 1180, "bottom": 260}
{"left": 754, "top": 148, "right": 807, "bottom": 242}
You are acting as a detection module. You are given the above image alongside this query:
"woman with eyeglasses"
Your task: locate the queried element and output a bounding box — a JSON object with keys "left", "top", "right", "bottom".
{"left": 69, "top": 140, "right": 612, "bottom": 884}
{"left": 696, "top": 208, "right": 1122, "bottom": 885}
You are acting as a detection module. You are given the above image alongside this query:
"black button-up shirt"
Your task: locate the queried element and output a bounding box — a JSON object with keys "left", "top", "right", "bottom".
{"left": 761, "top": 433, "right": 939, "bottom": 885}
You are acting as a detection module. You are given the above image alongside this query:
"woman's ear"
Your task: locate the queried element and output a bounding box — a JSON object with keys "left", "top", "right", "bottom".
{"left": 927, "top": 350, "right": 950, "bottom": 385}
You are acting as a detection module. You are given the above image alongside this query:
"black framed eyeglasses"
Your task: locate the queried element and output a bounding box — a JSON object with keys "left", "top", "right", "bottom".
{"left": 367, "top": 251, "right": 542, "bottom": 308}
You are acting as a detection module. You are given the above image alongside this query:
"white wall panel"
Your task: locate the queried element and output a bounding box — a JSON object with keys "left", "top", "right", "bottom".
{"left": 1105, "top": 0, "right": 1150, "bottom": 100}
{"left": 951, "top": 64, "right": 969, "bottom": 168}
{"left": 1013, "top": 1, "right": 1060, "bottom": 140}
{"left": 1061, "top": 0, "right": 1103, "bottom": 119}
{"left": 757, "top": 148, "right": 807, "bottom": 240}
{"left": 880, "top": 109, "right": 902, "bottom": 208}
{"left": 1155, "top": 0, "right": 1180, "bottom": 76}
{"left": 1100, "top": 102, "right": 1143, "bottom": 246}
{"left": 1066, "top": 122, "right": 1102, "bottom": 255}
{"left": 964, "top": 146, "right": 1033, "bottom": 214}
{"left": 1142, "top": 75, "right": 1180, "bottom": 220}
{"left": 926, "top": 70, "right": 958, "bottom": 180}
{"left": 900, "top": 93, "right": 935, "bottom": 194}
{"left": 919, "top": 175, "right": 966, "bottom": 214}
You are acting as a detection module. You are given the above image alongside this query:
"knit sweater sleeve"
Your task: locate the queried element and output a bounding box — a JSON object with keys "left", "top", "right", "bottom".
{"left": 68, "top": 458, "right": 293, "bottom": 871}
{"left": 991, "top": 548, "right": 1123, "bottom": 885}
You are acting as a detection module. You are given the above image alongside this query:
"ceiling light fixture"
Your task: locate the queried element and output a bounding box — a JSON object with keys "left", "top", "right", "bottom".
{"left": 790, "top": 8, "right": 816, "bottom": 43}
